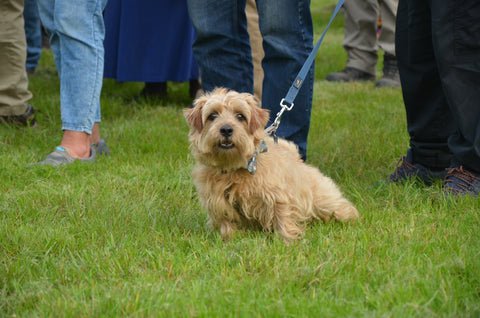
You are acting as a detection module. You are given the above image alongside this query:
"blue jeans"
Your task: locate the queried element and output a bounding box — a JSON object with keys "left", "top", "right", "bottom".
{"left": 37, "top": 0, "right": 107, "bottom": 134}
{"left": 187, "top": 0, "right": 314, "bottom": 159}
{"left": 23, "top": 0, "right": 42, "bottom": 72}
{"left": 23, "top": 0, "right": 42, "bottom": 71}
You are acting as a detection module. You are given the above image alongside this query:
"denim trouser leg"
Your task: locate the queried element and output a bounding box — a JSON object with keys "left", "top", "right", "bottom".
{"left": 23, "top": 0, "right": 42, "bottom": 72}
{"left": 257, "top": 0, "right": 314, "bottom": 159}
{"left": 187, "top": 0, "right": 253, "bottom": 93}
{"left": 37, "top": 0, "right": 106, "bottom": 134}
{"left": 187, "top": 0, "right": 313, "bottom": 159}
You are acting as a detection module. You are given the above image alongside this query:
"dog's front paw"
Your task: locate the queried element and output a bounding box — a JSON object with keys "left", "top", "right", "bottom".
{"left": 219, "top": 221, "right": 237, "bottom": 241}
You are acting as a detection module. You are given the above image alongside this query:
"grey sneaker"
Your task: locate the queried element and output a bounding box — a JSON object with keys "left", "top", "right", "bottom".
{"left": 37, "top": 144, "right": 96, "bottom": 166}
{"left": 96, "top": 138, "right": 110, "bottom": 156}
{"left": 326, "top": 67, "right": 375, "bottom": 82}
{"left": 376, "top": 53, "right": 400, "bottom": 88}
{"left": 442, "top": 166, "right": 480, "bottom": 196}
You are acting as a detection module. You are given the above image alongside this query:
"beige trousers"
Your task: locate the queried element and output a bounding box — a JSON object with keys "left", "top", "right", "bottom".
{"left": 0, "top": 0, "right": 32, "bottom": 116}
{"left": 343, "top": 0, "right": 398, "bottom": 75}
{"left": 246, "top": 0, "right": 264, "bottom": 101}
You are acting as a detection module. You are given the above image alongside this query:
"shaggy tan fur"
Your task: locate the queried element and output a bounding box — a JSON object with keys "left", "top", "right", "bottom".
{"left": 184, "top": 88, "right": 359, "bottom": 241}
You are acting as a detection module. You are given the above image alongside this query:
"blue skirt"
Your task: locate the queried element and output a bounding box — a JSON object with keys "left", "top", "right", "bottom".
{"left": 103, "top": 0, "right": 199, "bottom": 82}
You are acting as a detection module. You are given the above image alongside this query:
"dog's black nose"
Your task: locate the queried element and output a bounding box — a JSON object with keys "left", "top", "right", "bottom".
{"left": 220, "top": 125, "right": 233, "bottom": 137}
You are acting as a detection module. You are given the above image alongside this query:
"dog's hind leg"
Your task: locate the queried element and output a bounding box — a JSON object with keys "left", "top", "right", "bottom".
{"left": 272, "top": 203, "right": 306, "bottom": 241}
{"left": 312, "top": 179, "right": 359, "bottom": 222}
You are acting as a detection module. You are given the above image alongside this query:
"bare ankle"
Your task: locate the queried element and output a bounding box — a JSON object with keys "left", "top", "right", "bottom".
{"left": 91, "top": 122, "right": 101, "bottom": 146}
{"left": 60, "top": 130, "right": 92, "bottom": 159}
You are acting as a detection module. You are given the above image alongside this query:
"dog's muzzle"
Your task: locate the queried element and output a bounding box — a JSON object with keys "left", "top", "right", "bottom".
{"left": 219, "top": 125, "right": 234, "bottom": 149}
{"left": 220, "top": 125, "right": 233, "bottom": 138}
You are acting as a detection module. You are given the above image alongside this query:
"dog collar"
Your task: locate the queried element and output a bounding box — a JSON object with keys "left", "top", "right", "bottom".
{"left": 246, "top": 140, "right": 268, "bottom": 175}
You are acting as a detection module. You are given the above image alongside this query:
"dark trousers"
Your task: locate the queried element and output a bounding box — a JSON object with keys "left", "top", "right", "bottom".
{"left": 396, "top": 0, "right": 480, "bottom": 172}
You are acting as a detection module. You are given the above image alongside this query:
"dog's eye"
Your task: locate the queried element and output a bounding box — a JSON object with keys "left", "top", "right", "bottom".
{"left": 207, "top": 113, "right": 218, "bottom": 121}
{"left": 236, "top": 113, "right": 246, "bottom": 122}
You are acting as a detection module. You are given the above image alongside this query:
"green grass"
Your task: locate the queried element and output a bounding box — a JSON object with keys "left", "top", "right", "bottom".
{"left": 1, "top": 1, "right": 480, "bottom": 316}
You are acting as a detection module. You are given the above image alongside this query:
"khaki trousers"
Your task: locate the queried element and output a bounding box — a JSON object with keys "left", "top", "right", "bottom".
{"left": 343, "top": 0, "right": 398, "bottom": 75}
{"left": 0, "top": 0, "right": 32, "bottom": 116}
{"left": 246, "top": 0, "right": 264, "bottom": 101}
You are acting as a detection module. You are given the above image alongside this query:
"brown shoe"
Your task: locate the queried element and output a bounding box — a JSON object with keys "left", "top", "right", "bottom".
{"left": 0, "top": 104, "right": 36, "bottom": 127}
{"left": 442, "top": 166, "right": 480, "bottom": 196}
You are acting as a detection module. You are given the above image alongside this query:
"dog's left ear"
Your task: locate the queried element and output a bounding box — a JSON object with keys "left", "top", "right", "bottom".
{"left": 184, "top": 96, "right": 207, "bottom": 132}
{"left": 245, "top": 94, "right": 270, "bottom": 134}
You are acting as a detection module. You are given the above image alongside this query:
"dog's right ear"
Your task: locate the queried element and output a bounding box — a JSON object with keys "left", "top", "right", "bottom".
{"left": 244, "top": 94, "right": 269, "bottom": 134}
{"left": 184, "top": 96, "right": 207, "bottom": 132}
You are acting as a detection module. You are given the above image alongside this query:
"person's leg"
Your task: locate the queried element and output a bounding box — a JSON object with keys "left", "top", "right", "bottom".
{"left": 23, "top": 0, "right": 42, "bottom": 74}
{"left": 0, "top": 0, "right": 33, "bottom": 118}
{"left": 326, "top": 0, "right": 378, "bottom": 82}
{"left": 430, "top": 1, "right": 480, "bottom": 174}
{"left": 187, "top": 0, "right": 252, "bottom": 94}
{"left": 387, "top": 0, "right": 454, "bottom": 184}
{"left": 377, "top": 0, "right": 397, "bottom": 57}
{"left": 373, "top": 0, "right": 400, "bottom": 88}
{"left": 343, "top": 0, "right": 379, "bottom": 75}
{"left": 256, "top": 0, "right": 313, "bottom": 159}
{"left": 396, "top": 0, "right": 453, "bottom": 170}
{"left": 36, "top": 0, "right": 58, "bottom": 66}
{"left": 38, "top": 0, "right": 107, "bottom": 159}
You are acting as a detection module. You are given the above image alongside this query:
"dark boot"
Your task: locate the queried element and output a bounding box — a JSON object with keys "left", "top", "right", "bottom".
{"left": 376, "top": 53, "right": 401, "bottom": 88}
{"left": 0, "top": 104, "right": 36, "bottom": 127}
{"left": 138, "top": 82, "right": 168, "bottom": 101}
{"left": 326, "top": 67, "right": 375, "bottom": 82}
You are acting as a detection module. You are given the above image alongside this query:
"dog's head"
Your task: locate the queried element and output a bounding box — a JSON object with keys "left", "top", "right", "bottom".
{"left": 184, "top": 88, "right": 270, "bottom": 170}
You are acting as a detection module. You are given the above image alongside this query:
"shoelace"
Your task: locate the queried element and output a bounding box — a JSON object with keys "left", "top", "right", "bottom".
{"left": 443, "top": 166, "right": 480, "bottom": 194}
{"left": 393, "top": 156, "right": 416, "bottom": 180}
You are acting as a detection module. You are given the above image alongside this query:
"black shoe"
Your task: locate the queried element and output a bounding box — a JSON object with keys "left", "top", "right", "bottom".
{"left": 376, "top": 53, "right": 400, "bottom": 88}
{"left": 326, "top": 67, "right": 375, "bottom": 82}
{"left": 442, "top": 166, "right": 480, "bottom": 196}
{"left": 387, "top": 149, "right": 447, "bottom": 186}
{"left": 189, "top": 79, "right": 203, "bottom": 99}
{"left": 0, "top": 104, "right": 36, "bottom": 127}
{"left": 135, "top": 82, "right": 168, "bottom": 102}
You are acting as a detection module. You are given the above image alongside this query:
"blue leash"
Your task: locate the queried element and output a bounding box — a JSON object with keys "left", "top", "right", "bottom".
{"left": 265, "top": 0, "right": 345, "bottom": 137}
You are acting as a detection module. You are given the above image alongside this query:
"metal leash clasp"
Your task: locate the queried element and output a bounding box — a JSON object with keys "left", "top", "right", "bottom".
{"left": 265, "top": 99, "right": 294, "bottom": 143}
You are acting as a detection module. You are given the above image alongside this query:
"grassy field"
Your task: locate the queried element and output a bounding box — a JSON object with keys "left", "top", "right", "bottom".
{"left": 1, "top": 1, "right": 479, "bottom": 317}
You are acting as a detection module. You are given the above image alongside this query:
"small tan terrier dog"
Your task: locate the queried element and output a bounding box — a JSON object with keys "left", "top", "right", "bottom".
{"left": 184, "top": 88, "right": 359, "bottom": 242}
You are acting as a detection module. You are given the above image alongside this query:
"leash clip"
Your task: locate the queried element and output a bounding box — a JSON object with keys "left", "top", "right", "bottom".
{"left": 273, "top": 98, "right": 294, "bottom": 130}
{"left": 265, "top": 98, "right": 294, "bottom": 137}
{"left": 279, "top": 98, "right": 294, "bottom": 111}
